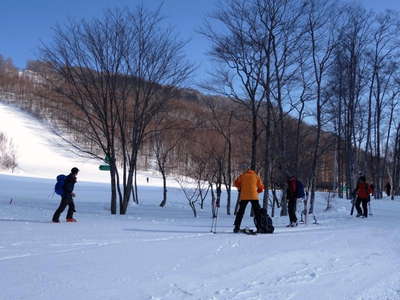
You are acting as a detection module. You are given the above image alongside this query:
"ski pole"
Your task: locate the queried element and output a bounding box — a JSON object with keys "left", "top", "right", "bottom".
{"left": 368, "top": 198, "right": 373, "bottom": 216}
{"left": 350, "top": 196, "right": 355, "bottom": 216}
{"left": 210, "top": 215, "right": 216, "bottom": 233}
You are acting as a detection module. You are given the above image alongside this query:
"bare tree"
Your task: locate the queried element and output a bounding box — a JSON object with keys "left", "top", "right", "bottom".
{"left": 391, "top": 122, "right": 400, "bottom": 199}
{"left": 331, "top": 4, "right": 372, "bottom": 198}
{"left": 202, "top": 96, "right": 236, "bottom": 214}
{"left": 303, "top": 0, "right": 339, "bottom": 213}
{"left": 39, "top": 6, "right": 193, "bottom": 214}
{"left": 0, "top": 132, "right": 18, "bottom": 172}
{"left": 39, "top": 9, "right": 137, "bottom": 214}
{"left": 201, "top": 0, "right": 266, "bottom": 170}
{"left": 151, "top": 113, "right": 191, "bottom": 207}
{"left": 116, "top": 6, "right": 193, "bottom": 214}
{"left": 254, "top": 0, "right": 308, "bottom": 216}
{"left": 364, "top": 11, "right": 400, "bottom": 198}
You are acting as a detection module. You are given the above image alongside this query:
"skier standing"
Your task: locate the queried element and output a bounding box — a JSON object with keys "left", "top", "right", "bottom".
{"left": 385, "top": 182, "right": 391, "bottom": 197}
{"left": 233, "top": 169, "right": 264, "bottom": 233}
{"left": 52, "top": 167, "right": 79, "bottom": 223}
{"left": 287, "top": 176, "right": 299, "bottom": 227}
{"left": 353, "top": 175, "right": 372, "bottom": 218}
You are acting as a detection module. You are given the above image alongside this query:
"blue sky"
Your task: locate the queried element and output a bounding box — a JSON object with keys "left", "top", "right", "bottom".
{"left": 1, "top": 0, "right": 400, "bottom": 84}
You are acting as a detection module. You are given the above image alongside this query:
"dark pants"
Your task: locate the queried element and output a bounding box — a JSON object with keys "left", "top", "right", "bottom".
{"left": 52, "top": 197, "right": 75, "bottom": 221}
{"left": 355, "top": 197, "right": 368, "bottom": 217}
{"left": 234, "top": 200, "right": 261, "bottom": 228}
{"left": 288, "top": 197, "right": 297, "bottom": 223}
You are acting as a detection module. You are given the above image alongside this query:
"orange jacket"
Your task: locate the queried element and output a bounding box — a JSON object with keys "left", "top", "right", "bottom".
{"left": 234, "top": 170, "right": 264, "bottom": 200}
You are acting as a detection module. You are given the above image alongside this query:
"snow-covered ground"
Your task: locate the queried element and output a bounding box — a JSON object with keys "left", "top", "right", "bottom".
{"left": 1, "top": 100, "right": 400, "bottom": 300}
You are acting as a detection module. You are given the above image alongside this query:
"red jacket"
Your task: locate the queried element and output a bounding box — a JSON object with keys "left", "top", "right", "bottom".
{"left": 356, "top": 182, "right": 372, "bottom": 199}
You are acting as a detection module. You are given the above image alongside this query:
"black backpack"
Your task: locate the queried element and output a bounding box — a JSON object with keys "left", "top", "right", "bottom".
{"left": 254, "top": 208, "right": 274, "bottom": 234}
{"left": 296, "top": 180, "right": 305, "bottom": 198}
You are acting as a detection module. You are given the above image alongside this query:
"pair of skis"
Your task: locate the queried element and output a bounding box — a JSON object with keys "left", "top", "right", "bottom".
{"left": 238, "top": 227, "right": 257, "bottom": 235}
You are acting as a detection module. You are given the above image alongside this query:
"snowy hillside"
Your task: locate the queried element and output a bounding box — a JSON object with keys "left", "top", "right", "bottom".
{"left": 1, "top": 101, "right": 400, "bottom": 300}
{"left": 0, "top": 101, "right": 177, "bottom": 187}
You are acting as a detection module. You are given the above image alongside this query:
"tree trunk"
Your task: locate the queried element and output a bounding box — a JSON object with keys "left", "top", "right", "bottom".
{"left": 159, "top": 170, "right": 168, "bottom": 207}
{"left": 110, "top": 163, "right": 117, "bottom": 214}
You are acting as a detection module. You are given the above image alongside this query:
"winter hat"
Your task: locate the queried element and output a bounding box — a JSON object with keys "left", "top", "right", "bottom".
{"left": 71, "top": 167, "right": 79, "bottom": 174}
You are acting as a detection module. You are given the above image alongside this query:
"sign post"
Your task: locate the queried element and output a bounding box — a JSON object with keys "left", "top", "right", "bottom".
{"left": 99, "top": 165, "right": 111, "bottom": 171}
{"left": 99, "top": 155, "right": 111, "bottom": 171}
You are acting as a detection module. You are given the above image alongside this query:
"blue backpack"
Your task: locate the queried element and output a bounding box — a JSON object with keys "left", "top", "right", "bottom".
{"left": 296, "top": 180, "right": 305, "bottom": 198}
{"left": 55, "top": 174, "right": 66, "bottom": 196}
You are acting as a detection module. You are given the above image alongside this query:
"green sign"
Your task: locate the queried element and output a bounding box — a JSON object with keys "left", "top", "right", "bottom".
{"left": 99, "top": 165, "right": 111, "bottom": 171}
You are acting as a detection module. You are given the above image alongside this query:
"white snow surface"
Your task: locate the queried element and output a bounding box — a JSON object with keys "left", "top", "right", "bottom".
{"left": 1, "top": 101, "right": 400, "bottom": 300}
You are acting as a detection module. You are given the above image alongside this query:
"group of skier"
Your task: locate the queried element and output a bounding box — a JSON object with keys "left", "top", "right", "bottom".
{"left": 51, "top": 167, "right": 377, "bottom": 230}
{"left": 232, "top": 168, "right": 379, "bottom": 233}
{"left": 232, "top": 169, "right": 306, "bottom": 233}
{"left": 51, "top": 167, "right": 284, "bottom": 230}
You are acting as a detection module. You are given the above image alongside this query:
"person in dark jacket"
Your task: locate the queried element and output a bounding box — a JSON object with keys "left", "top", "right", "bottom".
{"left": 287, "top": 176, "right": 299, "bottom": 227}
{"left": 353, "top": 175, "right": 372, "bottom": 218}
{"left": 385, "top": 182, "right": 391, "bottom": 197}
{"left": 52, "top": 167, "right": 79, "bottom": 223}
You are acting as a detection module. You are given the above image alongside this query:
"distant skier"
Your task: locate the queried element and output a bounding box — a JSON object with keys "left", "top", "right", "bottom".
{"left": 385, "top": 182, "right": 391, "bottom": 197}
{"left": 287, "top": 175, "right": 301, "bottom": 227}
{"left": 233, "top": 169, "right": 264, "bottom": 233}
{"left": 52, "top": 167, "right": 79, "bottom": 223}
{"left": 353, "top": 175, "right": 372, "bottom": 218}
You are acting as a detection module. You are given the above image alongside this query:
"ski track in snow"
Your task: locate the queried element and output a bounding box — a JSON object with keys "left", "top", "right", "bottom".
{"left": 0, "top": 240, "right": 122, "bottom": 262}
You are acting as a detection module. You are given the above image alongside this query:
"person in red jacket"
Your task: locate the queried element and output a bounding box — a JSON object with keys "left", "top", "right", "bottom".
{"left": 233, "top": 169, "right": 264, "bottom": 233}
{"left": 354, "top": 175, "right": 372, "bottom": 218}
{"left": 287, "top": 176, "right": 299, "bottom": 227}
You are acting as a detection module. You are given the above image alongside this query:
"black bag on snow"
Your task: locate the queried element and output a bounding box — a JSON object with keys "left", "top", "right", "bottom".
{"left": 254, "top": 208, "right": 274, "bottom": 233}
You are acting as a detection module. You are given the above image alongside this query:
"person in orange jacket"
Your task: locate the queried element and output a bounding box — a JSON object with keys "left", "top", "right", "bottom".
{"left": 233, "top": 169, "right": 264, "bottom": 233}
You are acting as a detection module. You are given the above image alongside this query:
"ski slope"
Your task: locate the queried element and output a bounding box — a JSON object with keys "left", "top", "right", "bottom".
{"left": 0, "top": 100, "right": 400, "bottom": 300}
{"left": 0, "top": 101, "right": 175, "bottom": 187}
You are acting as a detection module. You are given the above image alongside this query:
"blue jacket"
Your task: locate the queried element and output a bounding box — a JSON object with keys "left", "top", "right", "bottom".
{"left": 62, "top": 174, "right": 76, "bottom": 200}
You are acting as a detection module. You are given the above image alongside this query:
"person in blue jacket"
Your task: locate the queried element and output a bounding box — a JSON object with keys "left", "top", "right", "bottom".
{"left": 52, "top": 167, "right": 79, "bottom": 223}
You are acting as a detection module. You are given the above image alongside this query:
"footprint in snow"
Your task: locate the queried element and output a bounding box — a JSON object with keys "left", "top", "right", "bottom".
{"left": 276, "top": 270, "right": 319, "bottom": 285}
{"left": 214, "top": 287, "right": 234, "bottom": 295}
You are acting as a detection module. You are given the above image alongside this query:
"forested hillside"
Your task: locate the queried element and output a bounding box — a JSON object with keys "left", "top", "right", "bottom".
{"left": 1, "top": 0, "right": 400, "bottom": 216}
